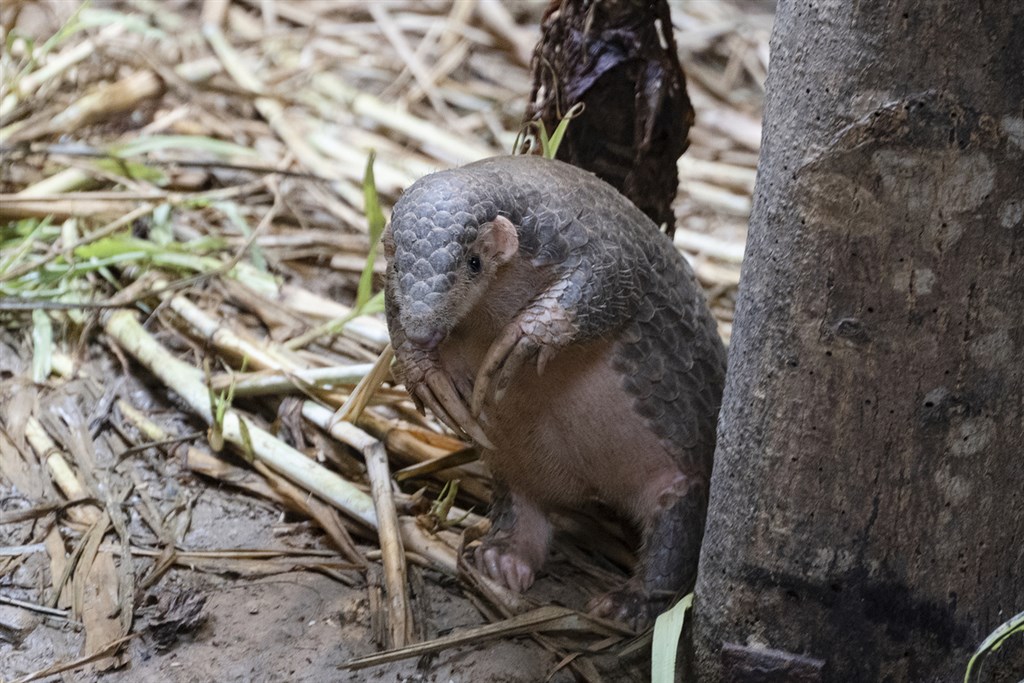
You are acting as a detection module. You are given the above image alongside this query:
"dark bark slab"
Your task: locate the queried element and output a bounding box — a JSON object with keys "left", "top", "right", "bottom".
{"left": 693, "top": 1, "right": 1024, "bottom": 680}
{"left": 525, "top": 0, "right": 693, "bottom": 236}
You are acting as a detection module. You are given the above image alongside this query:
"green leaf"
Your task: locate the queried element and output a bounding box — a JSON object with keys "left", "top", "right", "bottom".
{"left": 357, "top": 151, "right": 386, "bottom": 311}
{"left": 31, "top": 309, "right": 53, "bottom": 383}
{"left": 546, "top": 102, "right": 584, "bottom": 160}
{"left": 965, "top": 609, "right": 1024, "bottom": 683}
{"left": 73, "top": 234, "right": 212, "bottom": 260}
{"left": 0, "top": 218, "right": 52, "bottom": 274}
{"left": 651, "top": 593, "right": 693, "bottom": 683}
{"left": 74, "top": 235, "right": 157, "bottom": 259}
{"left": 535, "top": 120, "right": 552, "bottom": 159}
{"left": 93, "top": 158, "right": 167, "bottom": 184}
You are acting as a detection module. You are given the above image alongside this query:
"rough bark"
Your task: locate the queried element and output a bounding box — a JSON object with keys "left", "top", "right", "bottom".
{"left": 693, "top": 1, "right": 1024, "bottom": 681}
{"left": 525, "top": 0, "right": 693, "bottom": 236}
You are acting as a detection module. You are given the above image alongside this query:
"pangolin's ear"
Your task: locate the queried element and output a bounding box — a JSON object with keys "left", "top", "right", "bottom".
{"left": 382, "top": 222, "right": 395, "bottom": 259}
{"left": 477, "top": 215, "right": 518, "bottom": 266}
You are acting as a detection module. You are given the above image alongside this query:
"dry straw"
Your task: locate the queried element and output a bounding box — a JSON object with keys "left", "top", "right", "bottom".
{"left": 0, "top": 1, "right": 769, "bottom": 679}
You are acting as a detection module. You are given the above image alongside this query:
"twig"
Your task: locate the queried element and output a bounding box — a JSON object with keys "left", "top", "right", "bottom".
{"left": 211, "top": 363, "right": 376, "bottom": 396}
{"left": 8, "top": 71, "right": 164, "bottom": 143}
{"left": 365, "top": 440, "right": 411, "bottom": 648}
{"left": 0, "top": 595, "right": 75, "bottom": 622}
{"left": 10, "top": 633, "right": 136, "bottom": 683}
{"left": 330, "top": 344, "right": 394, "bottom": 426}
{"left": 313, "top": 72, "right": 492, "bottom": 164}
{"left": 0, "top": 24, "right": 125, "bottom": 119}
{"left": 343, "top": 606, "right": 631, "bottom": 670}
{"left": 368, "top": 3, "right": 455, "bottom": 120}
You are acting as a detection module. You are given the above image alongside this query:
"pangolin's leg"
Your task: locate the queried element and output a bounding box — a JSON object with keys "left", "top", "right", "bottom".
{"left": 591, "top": 476, "right": 707, "bottom": 629}
{"left": 473, "top": 481, "right": 551, "bottom": 593}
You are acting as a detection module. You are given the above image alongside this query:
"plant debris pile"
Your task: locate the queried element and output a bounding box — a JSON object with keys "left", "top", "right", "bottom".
{"left": 0, "top": 1, "right": 771, "bottom": 681}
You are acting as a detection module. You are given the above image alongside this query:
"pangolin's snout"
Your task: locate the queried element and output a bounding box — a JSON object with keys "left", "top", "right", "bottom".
{"left": 400, "top": 299, "right": 448, "bottom": 350}
{"left": 404, "top": 325, "right": 445, "bottom": 350}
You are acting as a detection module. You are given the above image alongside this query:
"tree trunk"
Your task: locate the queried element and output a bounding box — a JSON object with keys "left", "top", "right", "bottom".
{"left": 692, "top": 1, "right": 1024, "bottom": 681}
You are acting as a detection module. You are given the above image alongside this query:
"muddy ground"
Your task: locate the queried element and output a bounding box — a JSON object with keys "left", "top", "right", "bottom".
{"left": 1, "top": 342, "right": 651, "bottom": 682}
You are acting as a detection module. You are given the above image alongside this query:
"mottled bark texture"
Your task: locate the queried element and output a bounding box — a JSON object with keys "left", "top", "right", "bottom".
{"left": 526, "top": 0, "right": 693, "bottom": 236}
{"left": 693, "top": 1, "right": 1024, "bottom": 681}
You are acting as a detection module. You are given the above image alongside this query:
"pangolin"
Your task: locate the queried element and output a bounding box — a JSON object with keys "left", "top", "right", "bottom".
{"left": 383, "top": 155, "right": 726, "bottom": 627}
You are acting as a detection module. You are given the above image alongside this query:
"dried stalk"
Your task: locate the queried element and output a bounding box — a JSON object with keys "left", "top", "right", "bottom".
{"left": 24, "top": 418, "right": 100, "bottom": 526}
{"left": 365, "top": 440, "right": 411, "bottom": 648}
{"left": 104, "top": 309, "right": 380, "bottom": 528}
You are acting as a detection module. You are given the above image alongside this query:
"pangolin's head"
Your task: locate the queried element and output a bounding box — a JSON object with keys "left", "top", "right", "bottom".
{"left": 383, "top": 168, "right": 519, "bottom": 350}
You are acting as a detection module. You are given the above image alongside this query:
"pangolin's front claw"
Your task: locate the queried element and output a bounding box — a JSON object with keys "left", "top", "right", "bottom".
{"left": 413, "top": 374, "right": 497, "bottom": 448}
{"left": 472, "top": 324, "right": 535, "bottom": 415}
{"left": 396, "top": 342, "right": 494, "bottom": 448}
{"left": 413, "top": 383, "right": 459, "bottom": 434}
{"left": 425, "top": 370, "right": 494, "bottom": 449}
{"left": 493, "top": 337, "right": 539, "bottom": 405}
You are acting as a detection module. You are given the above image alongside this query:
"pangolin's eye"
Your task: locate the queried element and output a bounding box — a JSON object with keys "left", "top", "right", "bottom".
{"left": 467, "top": 254, "right": 482, "bottom": 274}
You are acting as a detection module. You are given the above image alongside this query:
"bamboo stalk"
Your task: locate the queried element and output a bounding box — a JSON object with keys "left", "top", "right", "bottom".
{"left": 279, "top": 284, "right": 390, "bottom": 349}
{"left": 0, "top": 24, "right": 125, "bottom": 119}
{"left": 0, "top": 198, "right": 144, "bottom": 222}
{"left": 24, "top": 418, "right": 101, "bottom": 527}
{"left": 365, "top": 440, "right": 411, "bottom": 648}
{"left": 679, "top": 155, "right": 757, "bottom": 193}
{"left": 17, "top": 169, "right": 97, "bottom": 197}
{"left": 8, "top": 71, "right": 164, "bottom": 143}
{"left": 674, "top": 228, "right": 746, "bottom": 264}
{"left": 475, "top": 0, "right": 536, "bottom": 67}
{"left": 211, "top": 363, "right": 376, "bottom": 396}
{"left": 165, "top": 293, "right": 305, "bottom": 371}
{"left": 104, "top": 308, "right": 512, "bottom": 599}
{"left": 331, "top": 344, "right": 394, "bottom": 425}
{"left": 253, "top": 98, "right": 366, "bottom": 210}
{"left": 685, "top": 179, "right": 752, "bottom": 216}
{"left": 368, "top": 3, "right": 454, "bottom": 120}
{"left": 313, "top": 72, "right": 492, "bottom": 164}
{"left": 103, "top": 309, "right": 379, "bottom": 528}
{"left": 120, "top": 399, "right": 366, "bottom": 564}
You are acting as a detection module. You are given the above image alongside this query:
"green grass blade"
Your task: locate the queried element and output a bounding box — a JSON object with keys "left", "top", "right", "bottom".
{"left": 22, "top": 2, "right": 88, "bottom": 75}
{"left": 357, "top": 151, "right": 386, "bottom": 311}
{"left": 74, "top": 235, "right": 157, "bottom": 259}
{"left": 361, "top": 289, "right": 386, "bottom": 316}
{"left": 0, "top": 218, "right": 52, "bottom": 274}
{"left": 965, "top": 609, "right": 1024, "bottom": 683}
{"left": 93, "top": 158, "right": 167, "bottom": 184}
{"left": 535, "top": 121, "right": 552, "bottom": 159}
{"left": 545, "top": 102, "right": 584, "bottom": 160}
{"left": 651, "top": 593, "right": 693, "bottom": 683}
